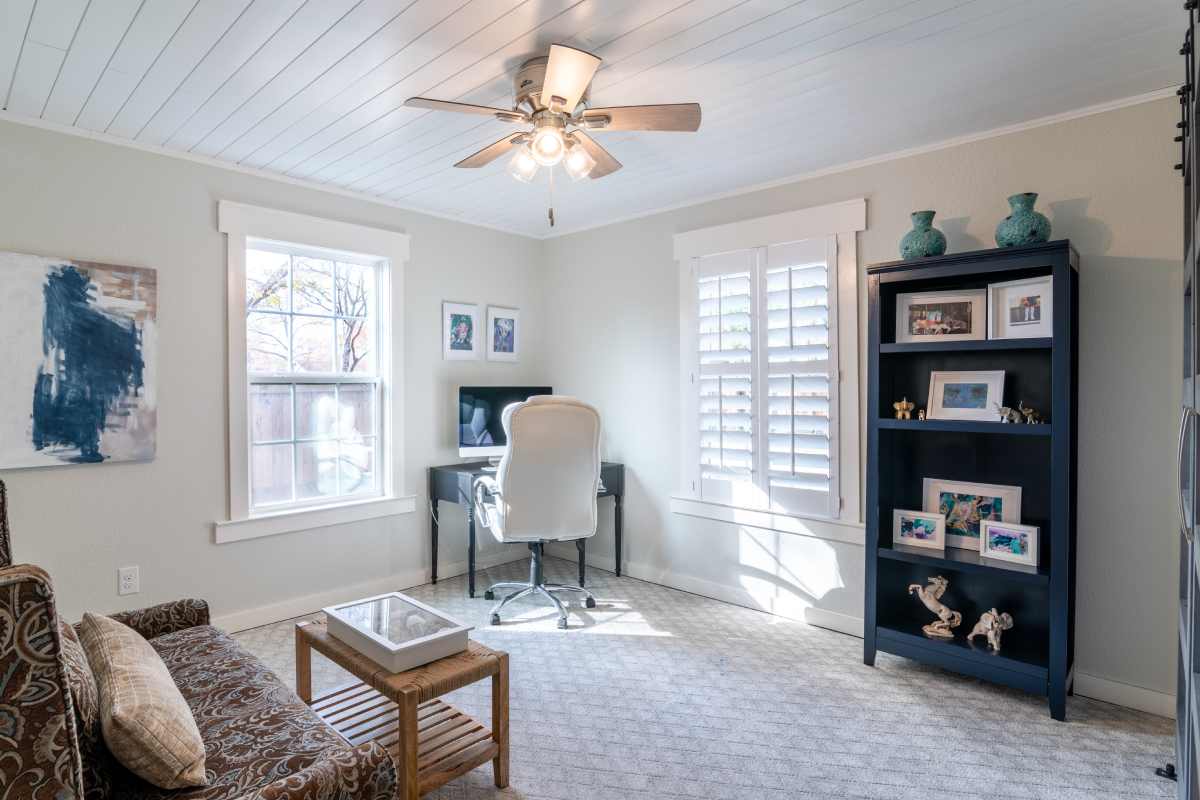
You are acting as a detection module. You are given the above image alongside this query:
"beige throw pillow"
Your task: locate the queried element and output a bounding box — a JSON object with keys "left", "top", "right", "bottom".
{"left": 78, "top": 613, "right": 207, "bottom": 789}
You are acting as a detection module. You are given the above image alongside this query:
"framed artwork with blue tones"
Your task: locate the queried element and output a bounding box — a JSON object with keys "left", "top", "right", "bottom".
{"left": 980, "top": 520, "right": 1039, "bottom": 566}
{"left": 486, "top": 306, "right": 519, "bottom": 363}
{"left": 442, "top": 301, "right": 480, "bottom": 361}
{"left": 0, "top": 251, "right": 157, "bottom": 468}
{"left": 891, "top": 508, "right": 945, "bottom": 551}
{"left": 925, "top": 369, "right": 1004, "bottom": 421}
{"left": 923, "top": 477, "right": 1022, "bottom": 550}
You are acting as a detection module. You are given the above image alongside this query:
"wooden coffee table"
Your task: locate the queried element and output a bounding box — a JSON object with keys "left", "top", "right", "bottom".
{"left": 295, "top": 620, "right": 509, "bottom": 799}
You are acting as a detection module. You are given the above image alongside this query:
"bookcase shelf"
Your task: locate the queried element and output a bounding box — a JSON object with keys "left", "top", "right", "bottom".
{"left": 879, "top": 338, "right": 1053, "bottom": 354}
{"left": 877, "top": 544, "right": 1050, "bottom": 585}
{"left": 864, "top": 240, "right": 1078, "bottom": 721}
{"left": 876, "top": 418, "right": 1052, "bottom": 436}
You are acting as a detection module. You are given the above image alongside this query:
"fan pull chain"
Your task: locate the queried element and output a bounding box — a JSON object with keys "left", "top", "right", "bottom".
{"left": 548, "top": 164, "right": 555, "bottom": 227}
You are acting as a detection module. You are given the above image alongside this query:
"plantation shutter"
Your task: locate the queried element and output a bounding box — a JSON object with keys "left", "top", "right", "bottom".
{"left": 763, "top": 238, "right": 838, "bottom": 516}
{"left": 696, "top": 250, "right": 756, "bottom": 505}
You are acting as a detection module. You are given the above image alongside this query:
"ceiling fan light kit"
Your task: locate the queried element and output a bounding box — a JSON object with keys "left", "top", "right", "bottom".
{"left": 406, "top": 43, "right": 701, "bottom": 226}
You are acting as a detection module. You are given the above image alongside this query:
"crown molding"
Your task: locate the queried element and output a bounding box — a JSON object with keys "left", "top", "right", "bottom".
{"left": 0, "top": 86, "right": 1174, "bottom": 243}
{"left": 540, "top": 86, "right": 1177, "bottom": 240}
{"left": 0, "top": 110, "right": 539, "bottom": 240}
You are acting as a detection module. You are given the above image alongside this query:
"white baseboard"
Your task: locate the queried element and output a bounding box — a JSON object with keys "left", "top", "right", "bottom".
{"left": 212, "top": 550, "right": 528, "bottom": 632}
{"left": 1073, "top": 672, "right": 1176, "bottom": 719}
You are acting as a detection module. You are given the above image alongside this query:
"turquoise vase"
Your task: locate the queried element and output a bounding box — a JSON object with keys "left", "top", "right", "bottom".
{"left": 995, "top": 192, "right": 1051, "bottom": 247}
{"left": 899, "top": 210, "right": 947, "bottom": 259}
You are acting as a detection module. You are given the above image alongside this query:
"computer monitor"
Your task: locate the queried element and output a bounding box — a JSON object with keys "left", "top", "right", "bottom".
{"left": 458, "top": 386, "right": 552, "bottom": 458}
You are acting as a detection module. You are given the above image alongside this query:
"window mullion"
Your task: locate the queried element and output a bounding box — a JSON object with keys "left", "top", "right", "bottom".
{"left": 752, "top": 247, "right": 770, "bottom": 496}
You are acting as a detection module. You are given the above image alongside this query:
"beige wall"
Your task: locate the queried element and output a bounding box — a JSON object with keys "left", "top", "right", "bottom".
{"left": 0, "top": 119, "right": 545, "bottom": 627}
{"left": 542, "top": 98, "right": 1183, "bottom": 708}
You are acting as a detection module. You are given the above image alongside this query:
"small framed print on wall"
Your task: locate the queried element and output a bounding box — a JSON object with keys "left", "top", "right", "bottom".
{"left": 443, "top": 301, "right": 480, "bottom": 360}
{"left": 988, "top": 276, "right": 1053, "bottom": 339}
{"left": 895, "top": 289, "right": 986, "bottom": 343}
{"left": 486, "top": 306, "right": 520, "bottom": 362}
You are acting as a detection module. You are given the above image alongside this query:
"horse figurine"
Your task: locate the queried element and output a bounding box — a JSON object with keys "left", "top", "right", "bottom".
{"left": 968, "top": 608, "right": 1014, "bottom": 652}
{"left": 907, "top": 576, "right": 962, "bottom": 639}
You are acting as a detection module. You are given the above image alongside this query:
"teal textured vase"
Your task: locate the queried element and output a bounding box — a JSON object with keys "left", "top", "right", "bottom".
{"left": 995, "top": 192, "right": 1051, "bottom": 247}
{"left": 899, "top": 210, "right": 947, "bottom": 259}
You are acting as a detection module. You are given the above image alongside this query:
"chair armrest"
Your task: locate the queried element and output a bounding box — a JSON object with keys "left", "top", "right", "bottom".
{"left": 473, "top": 475, "right": 501, "bottom": 529}
{"left": 106, "top": 598, "right": 211, "bottom": 640}
{"left": 241, "top": 742, "right": 397, "bottom": 800}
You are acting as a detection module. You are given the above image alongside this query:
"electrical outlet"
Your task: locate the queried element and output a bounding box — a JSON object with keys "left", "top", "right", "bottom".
{"left": 118, "top": 566, "right": 139, "bottom": 596}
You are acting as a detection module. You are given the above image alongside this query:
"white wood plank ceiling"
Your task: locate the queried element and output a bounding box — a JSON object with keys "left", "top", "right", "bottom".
{"left": 0, "top": 0, "right": 1182, "bottom": 237}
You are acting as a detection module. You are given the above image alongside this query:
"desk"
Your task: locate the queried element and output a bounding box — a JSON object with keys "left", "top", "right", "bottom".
{"left": 428, "top": 461, "right": 625, "bottom": 598}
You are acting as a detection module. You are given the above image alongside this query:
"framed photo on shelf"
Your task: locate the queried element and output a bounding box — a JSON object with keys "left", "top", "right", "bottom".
{"left": 923, "top": 478, "right": 1022, "bottom": 550}
{"left": 486, "top": 306, "right": 520, "bottom": 362}
{"left": 442, "top": 301, "right": 481, "bottom": 360}
{"left": 892, "top": 509, "right": 946, "bottom": 551}
{"left": 980, "top": 520, "right": 1039, "bottom": 566}
{"left": 988, "top": 276, "right": 1053, "bottom": 339}
{"left": 925, "top": 370, "right": 1005, "bottom": 421}
{"left": 895, "top": 289, "right": 986, "bottom": 344}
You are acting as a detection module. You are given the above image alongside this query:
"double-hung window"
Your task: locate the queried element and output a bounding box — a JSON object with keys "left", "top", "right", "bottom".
{"left": 677, "top": 200, "right": 865, "bottom": 524}
{"left": 217, "top": 202, "right": 410, "bottom": 542}
{"left": 245, "top": 243, "right": 383, "bottom": 510}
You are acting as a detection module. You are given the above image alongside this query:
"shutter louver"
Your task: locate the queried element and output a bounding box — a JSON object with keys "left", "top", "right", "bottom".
{"left": 696, "top": 251, "right": 755, "bottom": 497}
{"left": 765, "top": 241, "right": 836, "bottom": 513}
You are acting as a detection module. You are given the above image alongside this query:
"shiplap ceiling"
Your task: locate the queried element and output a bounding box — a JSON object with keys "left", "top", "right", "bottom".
{"left": 0, "top": 0, "right": 1182, "bottom": 238}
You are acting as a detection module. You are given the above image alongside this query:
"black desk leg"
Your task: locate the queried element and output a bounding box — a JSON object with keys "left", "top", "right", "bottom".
{"left": 430, "top": 497, "right": 439, "bottom": 585}
{"left": 576, "top": 539, "right": 586, "bottom": 588}
{"left": 467, "top": 504, "right": 476, "bottom": 598}
{"left": 614, "top": 493, "right": 623, "bottom": 577}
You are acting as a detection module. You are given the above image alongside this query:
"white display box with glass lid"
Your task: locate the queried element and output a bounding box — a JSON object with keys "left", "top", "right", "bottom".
{"left": 323, "top": 592, "right": 472, "bottom": 672}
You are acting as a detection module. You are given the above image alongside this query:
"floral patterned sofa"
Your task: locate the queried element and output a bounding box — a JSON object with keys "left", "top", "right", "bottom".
{"left": 0, "top": 485, "right": 398, "bottom": 800}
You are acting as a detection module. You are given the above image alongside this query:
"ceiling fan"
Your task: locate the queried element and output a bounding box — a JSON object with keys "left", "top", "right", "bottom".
{"left": 405, "top": 44, "right": 701, "bottom": 226}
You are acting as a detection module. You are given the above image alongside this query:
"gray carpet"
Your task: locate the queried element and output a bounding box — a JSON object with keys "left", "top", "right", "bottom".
{"left": 233, "top": 557, "right": 1174, "bottom": 800}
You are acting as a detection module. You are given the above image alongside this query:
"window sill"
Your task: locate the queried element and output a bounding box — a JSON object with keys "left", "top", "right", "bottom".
{"left": 669, "top": 496, "right": 864, "bottom": 546}
{"left": 214, "top": 495, "right": 417, "bottom": 544}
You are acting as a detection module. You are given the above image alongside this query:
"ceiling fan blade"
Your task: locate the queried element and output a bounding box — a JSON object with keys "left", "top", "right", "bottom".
{"left": 454, "top": 134, "right": 527, "bottom": 168}
{"left": 579, "top": 103, "right": 701, "bottom": 132}
{"left": 570, "top": 130, "right": 621, "bottom": 179}
{"left": 541, "top": 44, "right": 601, "bottom": 112}
{"left": 405, "top": 97, "right": 527, "bottom": 123}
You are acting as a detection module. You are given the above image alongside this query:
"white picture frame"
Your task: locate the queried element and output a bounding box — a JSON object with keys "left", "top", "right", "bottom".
{"left": 926, "top": 369, "right": 1005, "bottom": 421}
{"left": 980, "top": 520, "right": 1039, "bottom": 566}
{"left": 442, "top": 301, "right": 480, "bottom": 360}
{"left": 486, "top": 306, "right": 520, "bottom": 362}
{"left": 892, "top": 509, "right": 946, "bottom": 551}
{"left": 895, "top": 289, "right": 986, "bottom": 344}
{"left": 923, "top": 478, "right": 1022, "bottom": 551}
{"left": 988, "top": 276, "right": 1053, "bottom": 339}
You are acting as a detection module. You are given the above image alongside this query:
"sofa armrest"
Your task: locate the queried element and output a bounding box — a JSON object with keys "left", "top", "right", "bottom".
{"left": 107, "top": 598, "right": 211, "bottom": 639}
{"left": 241, "top": 742, "right": 398, "bottom": 800}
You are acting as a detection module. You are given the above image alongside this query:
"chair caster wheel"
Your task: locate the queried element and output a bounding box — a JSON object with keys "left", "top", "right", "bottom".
{"left": 490, "top": 614, "right": 501, "bottom": 626}
{"left": 585, "top": 597, "right": 596, "bottom": 609}
{"left": 556, "top": 617, "right": 568, "bottom": 630}
{"left": 484, "top": 590, "right": 495, "bottom": 600}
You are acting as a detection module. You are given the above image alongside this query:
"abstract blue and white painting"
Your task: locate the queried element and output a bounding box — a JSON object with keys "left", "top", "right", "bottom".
{"left": 0, "top": 251, "right": 157, "bottom": 468}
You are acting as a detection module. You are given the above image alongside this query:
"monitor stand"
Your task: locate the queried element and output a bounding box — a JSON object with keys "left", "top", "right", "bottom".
{"left": 483, "top": 455, "right": 502, "bottom": 472}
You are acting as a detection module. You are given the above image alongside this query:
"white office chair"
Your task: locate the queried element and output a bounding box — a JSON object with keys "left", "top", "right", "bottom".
{"left": 473, "top": 396, "right": 601, "bottom": 629}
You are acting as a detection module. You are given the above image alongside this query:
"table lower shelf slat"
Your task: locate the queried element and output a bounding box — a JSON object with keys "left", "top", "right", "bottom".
{"left": 311, "top": 682, "right": 498, "bottom": 795}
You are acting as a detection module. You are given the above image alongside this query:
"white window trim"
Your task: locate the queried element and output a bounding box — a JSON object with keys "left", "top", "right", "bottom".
{"left": 674, "top": 198, "right": 865, "bottom": 529}
{"left": 215, "top": 201, "right": 414, "bottom": 543}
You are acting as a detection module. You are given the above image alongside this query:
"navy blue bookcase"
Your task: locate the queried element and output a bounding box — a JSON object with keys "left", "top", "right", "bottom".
{"left": 863, "top": 240, "right": 1079, "bottom": 721}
